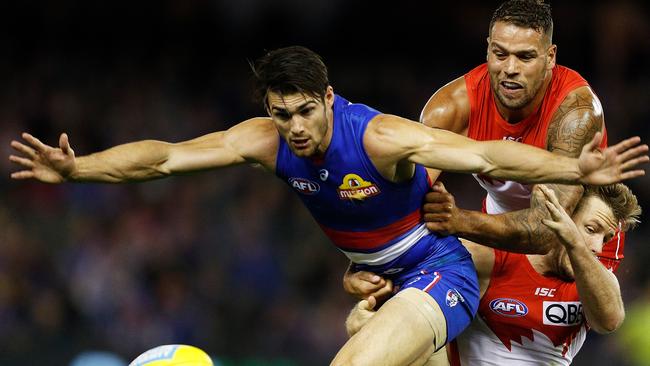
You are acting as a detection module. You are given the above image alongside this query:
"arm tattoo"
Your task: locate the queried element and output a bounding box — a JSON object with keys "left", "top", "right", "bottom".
{"left": 506, "top": 89, "right": 602, "bottom": 248}
{"left": 546, "top": 91, "right": 603, "bottom": 158}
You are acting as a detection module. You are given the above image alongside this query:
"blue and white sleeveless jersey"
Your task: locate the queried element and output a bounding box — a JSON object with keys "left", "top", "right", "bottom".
{"left": 275, "top": 94, "right": 466, "bottom": 275}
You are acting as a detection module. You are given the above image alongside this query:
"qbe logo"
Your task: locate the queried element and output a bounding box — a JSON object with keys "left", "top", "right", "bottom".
{"left": 543, "top": 301, "right": 583, "bottom": 326}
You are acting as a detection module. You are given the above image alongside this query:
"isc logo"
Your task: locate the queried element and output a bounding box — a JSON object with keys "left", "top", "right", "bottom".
{"left": 289, "top": 178, "right": 320, "bottom": 195}
{"left": 489, "top": 298, "right": 528, "bottom": 317}
{"left": 534, "top": 287, "right": 556, "bottom": 297}
{"left": 543, "top": 301, "right": 583, "bottom": 327}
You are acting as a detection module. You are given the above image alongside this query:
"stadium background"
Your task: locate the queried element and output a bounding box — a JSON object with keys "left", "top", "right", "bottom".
{"left": 1, "top": 1, "right": 649, "bottom": 365}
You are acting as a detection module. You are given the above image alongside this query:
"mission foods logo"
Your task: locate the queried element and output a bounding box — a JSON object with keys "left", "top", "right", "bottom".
{"left": 289, "top": 178, "right": 320, "bottom": 195}
{"left": 490, "top": 298, "right": 528, "bottom": 317}
{"left": 337, "top": 174, "right": 380, "bottom": 200}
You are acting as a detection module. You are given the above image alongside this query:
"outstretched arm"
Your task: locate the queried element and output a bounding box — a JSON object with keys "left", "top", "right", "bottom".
{"left": 540, "top": 186, "right": 625, "bottom": 333}
{"left": 364, "top": 113, "right": 647, "bottom": 186}
{"left": 424, "top": 88, "right": 633, "bottom": 252}
{"left": 9, "top": 117, "right": 279, "bottom": 183}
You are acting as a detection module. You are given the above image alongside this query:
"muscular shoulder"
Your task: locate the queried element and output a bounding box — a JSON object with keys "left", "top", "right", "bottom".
{"left": 227, "top": 117, "right": 279, "bottom": 167}
{"left": 419, "top": 76, "right": 470, "bottom": 135}
{"left": 546, "top": 86, "right": 604, "bottom": 157}
{"left": 365, "top": 114, "right": 417, "bottom": 150}
{"left": 364, "top": 114, "right": 435, "bottom": 161}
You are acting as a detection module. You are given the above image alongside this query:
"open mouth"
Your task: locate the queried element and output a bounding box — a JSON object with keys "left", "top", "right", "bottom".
{"left": 500, "top": 80, "right": 524, "bottom": 91}
{"left": 291, "top": 138, "right": 310, "bottom": 149}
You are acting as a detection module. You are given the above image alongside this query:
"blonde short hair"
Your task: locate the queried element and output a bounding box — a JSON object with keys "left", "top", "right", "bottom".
{"left": 581, "top": 184, "right": 642, "bottom": 231}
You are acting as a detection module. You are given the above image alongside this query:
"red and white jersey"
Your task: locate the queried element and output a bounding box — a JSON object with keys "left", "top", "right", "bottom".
{"left": 464, "top": 63, "right": 602, "bottom": 214}
{"left": 463, "top": 63, "right": 623, "bottom": 272}
{"left": 452, "top": 250, "right": 587, "bottom": 365}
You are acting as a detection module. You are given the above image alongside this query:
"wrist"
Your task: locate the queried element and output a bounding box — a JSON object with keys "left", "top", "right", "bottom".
{"left": 453, "top": 208, "right": 474, "bottom": 236}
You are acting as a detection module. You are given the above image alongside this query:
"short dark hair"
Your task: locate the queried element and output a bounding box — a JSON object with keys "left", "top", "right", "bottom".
{"left": 251, "top": 46, "right": 330, "bottom": 110}
{"left": 490, "top": 0, "right": 553, "bottom": 41}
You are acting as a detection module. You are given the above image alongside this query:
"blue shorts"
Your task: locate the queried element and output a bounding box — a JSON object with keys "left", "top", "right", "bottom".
{"left": 393, "top": 252, "right": 479, "bottom": 344}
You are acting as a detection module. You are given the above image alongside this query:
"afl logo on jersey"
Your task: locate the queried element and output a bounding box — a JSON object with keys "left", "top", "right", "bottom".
{"left": 337, "top": 173, "right": 381, "bottom": 200}
{"left": 289, "top": 178, "right": 320, "bottom": 195}
{"left": 490, "top": 298, "right": 528, "bottom": 317}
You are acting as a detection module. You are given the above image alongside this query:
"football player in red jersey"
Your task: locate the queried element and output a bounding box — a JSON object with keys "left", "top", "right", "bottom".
{"left": 342, "top": 1, "right": 635, "bottom": 316}
{"left": 416, "top": 0, "right": 628, "bottom": 268}
{"left": 344, "top": 182, "right": 641, "bottom": 365}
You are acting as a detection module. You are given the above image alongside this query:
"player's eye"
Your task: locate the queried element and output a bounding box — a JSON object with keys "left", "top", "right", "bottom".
{"left": 493, "top": 51, "right": 507, "bottom": 60}
{"left": 275, "top": 112, "right": 291, "bottom": 120}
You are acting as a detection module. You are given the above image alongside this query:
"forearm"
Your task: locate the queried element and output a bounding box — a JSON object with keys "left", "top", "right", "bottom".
{"left": 567, "top": 245, "right": 625, "bottom": 333}
{"left": 452, "top": 184, "right": 583, "bottom": 254}
{"left": 482, "top": 140, "right": 582, "bottom": 184}
{"left": 71, "top": 140, "right": 174, "bottom": 183}
{"left": 451, "top": 209, "right": 547, "bottom": 254}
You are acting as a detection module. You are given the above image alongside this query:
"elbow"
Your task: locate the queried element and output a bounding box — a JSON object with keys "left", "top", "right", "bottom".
{"left": 592, "top": 310, "right": 625, "bottom": 334}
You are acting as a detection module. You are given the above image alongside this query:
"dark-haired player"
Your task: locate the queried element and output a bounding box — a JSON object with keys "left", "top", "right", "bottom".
{"left": 419, "top": 0, "right": 628, "bottom": 268}
{"left": 9, "top": 45, "right": 646, "bottom": 365}
{"left": 346, "top": 0, "right": 634, "bottom": 325}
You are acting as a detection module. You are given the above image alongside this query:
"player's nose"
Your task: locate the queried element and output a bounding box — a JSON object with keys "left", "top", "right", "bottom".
{"left": 503, "top": 56, "right": 520, "bottom": 75}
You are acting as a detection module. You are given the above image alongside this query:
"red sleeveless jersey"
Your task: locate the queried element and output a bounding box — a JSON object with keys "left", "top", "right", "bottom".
{"left": 452, "top": 250, "right": 587, "bottom": 365}
{"left": 463, "top": 64, "right": 623, "bottom": 271}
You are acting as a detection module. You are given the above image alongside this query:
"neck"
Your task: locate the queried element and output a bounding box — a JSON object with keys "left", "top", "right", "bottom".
{"left": 527, "top": 246, "right": 562, "bottom": 275}
{"left": 527, "top": 248, "right": 573, "bottom": 281}
{"left": 314, "top": 105, "right": 335, "bottom": 157}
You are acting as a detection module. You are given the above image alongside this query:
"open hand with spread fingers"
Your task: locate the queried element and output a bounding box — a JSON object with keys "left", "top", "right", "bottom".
{"left": 578, "top": 133, "right": 648, "bottom": 185}
{"left": 9, "top": 132, "right": 77, "bottom": 183}
{"left": 540, "top": 185, "right": 582, "bottom": 248}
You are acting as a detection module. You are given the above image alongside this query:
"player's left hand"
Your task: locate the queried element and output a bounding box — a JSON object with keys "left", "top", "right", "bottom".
{"left": 343, "top": 269, "right": 393, "bottom": 302}
{"left": 345, "top": 296, "right": 377, "bottom": 337}
{"left": 578, "top": 133, "right": 648, "bottom": 185}
{"left": 540, "top": 185, "right": 582, "bottom": 248}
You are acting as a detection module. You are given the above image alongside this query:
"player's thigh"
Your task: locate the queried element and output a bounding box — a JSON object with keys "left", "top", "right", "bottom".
{"left": 401, "top": 257, "right": 479, "bottom": 343}
{"left": 421, "top": 346, "right": 449, "bottom": 366}
{"left": 331, "top": 287, "right": 444, "bottom": 366}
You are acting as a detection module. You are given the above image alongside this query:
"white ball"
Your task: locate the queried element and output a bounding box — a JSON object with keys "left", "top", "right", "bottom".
{"left": 129, "top": 344, "right": 213, "bottom": 366}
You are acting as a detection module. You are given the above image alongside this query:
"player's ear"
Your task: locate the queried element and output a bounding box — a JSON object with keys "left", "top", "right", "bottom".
{"left": 486, "top": 37, "right": 490, "bottom": 61}
{"left": 546, "top": 44, "right": 557, "bottom": 70}
{"left": 325, "top": 86, "right": 335, "bottom": 108}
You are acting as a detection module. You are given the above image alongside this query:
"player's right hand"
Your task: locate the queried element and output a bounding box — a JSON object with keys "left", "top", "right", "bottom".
{"left": 9, "top": 132, "right": 76, "bottom": 183}
{"left": 343, "top": 269, "right": 393, "bottom": 303}
{"left": 345, "top": 296, "right": 377, "bottom": 337}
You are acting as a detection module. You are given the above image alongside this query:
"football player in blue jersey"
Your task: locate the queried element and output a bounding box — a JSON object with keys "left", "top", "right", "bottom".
{"left": 9, "top": 46, "right": 647, "bottom": 366}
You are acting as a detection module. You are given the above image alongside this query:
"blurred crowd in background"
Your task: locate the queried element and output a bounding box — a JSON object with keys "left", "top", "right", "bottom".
{"left": 0, "top": 1, "right": 649, "bottom": 365}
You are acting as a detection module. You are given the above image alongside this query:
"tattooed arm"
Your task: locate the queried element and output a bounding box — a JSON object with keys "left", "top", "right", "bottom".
{"left": 424, "top": 87, "right": 604, "bottom": 254}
